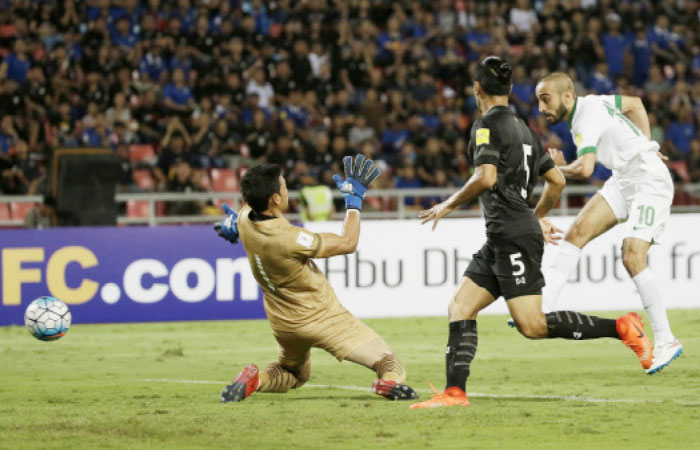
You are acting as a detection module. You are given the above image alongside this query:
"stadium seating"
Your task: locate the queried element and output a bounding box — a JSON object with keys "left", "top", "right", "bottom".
{"left": 199, "top": 170, "right": 212, "bottom": 191}
{"left": 210, "top": 169, "right": 239, "bottom": 192}
{"left": 10, "top": 202, "right": 35, "bottom": 221}
{"left": 133, "top": 169, "right": 156, "bottom": 191}
{"left": 126, "top": 200, "right": 150, "bottom": 218}
{"left": 0, "top": 204, "right": 10, "bottom": 220}
{"left": 129, "top": 145, "right": 157, "bottom": 165}
{"left": 669, "top": 161, "right": 691, "bottom": 183}
{"left": 210, "top": 169, "right": 239, "bottom": 209}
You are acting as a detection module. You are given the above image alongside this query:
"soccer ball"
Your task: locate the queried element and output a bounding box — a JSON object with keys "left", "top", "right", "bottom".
{"left": 24, "top": 296, "right": 72, "bottom": 341}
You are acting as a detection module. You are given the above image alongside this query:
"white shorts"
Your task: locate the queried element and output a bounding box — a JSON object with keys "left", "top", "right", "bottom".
{"left": 599, "top": 171, "right": 673, "bottom": 243}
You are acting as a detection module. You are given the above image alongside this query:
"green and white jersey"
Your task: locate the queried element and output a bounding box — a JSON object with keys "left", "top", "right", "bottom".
{"left": 569, "top": 95, "right": 661, "bottom": 178}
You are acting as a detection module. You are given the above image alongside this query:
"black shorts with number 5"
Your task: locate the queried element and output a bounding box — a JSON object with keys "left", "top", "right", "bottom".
{"left": 463, "top": 233, "right": 545, "bottom": 300}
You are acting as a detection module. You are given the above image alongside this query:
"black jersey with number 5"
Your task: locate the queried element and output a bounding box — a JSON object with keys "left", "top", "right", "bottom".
{"left": 468, "top": 106, "right": 555, "bottom": 237}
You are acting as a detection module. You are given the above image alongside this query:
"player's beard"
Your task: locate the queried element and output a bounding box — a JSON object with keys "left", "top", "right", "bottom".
{"left": 545, "top": 102, "right": 568, "bottom": 124}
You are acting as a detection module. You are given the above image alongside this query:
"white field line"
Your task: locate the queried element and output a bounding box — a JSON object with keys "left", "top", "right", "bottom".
{"left": 142, "top": 378, "right": 700, "bottom": 406}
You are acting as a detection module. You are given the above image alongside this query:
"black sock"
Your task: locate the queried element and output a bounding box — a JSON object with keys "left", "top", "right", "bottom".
{"left": 445, "top": 320, "right": 477, "bottom": 391}
{"left": 545, "top": 311, "right": 619, "bottom": 340}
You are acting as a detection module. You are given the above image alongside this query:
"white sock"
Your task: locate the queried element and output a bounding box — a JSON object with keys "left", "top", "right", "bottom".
{"left": 542, "top": 240, "right": 581, "bottom": 313}
{"left": 632, "top": 268, "right": 675, "bottom": 345}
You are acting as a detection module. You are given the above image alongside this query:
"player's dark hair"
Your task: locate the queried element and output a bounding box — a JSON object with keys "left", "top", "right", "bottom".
{"left": 475, "top": 56, "right": 513, "bottom": 96}
{"left": 241, "top": 164, "right": 282, "bottom": 213}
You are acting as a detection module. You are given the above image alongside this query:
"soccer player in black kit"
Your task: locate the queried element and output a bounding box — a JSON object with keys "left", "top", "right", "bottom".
{"left": 410, "top": 56, "right": 654, "bottom": 409}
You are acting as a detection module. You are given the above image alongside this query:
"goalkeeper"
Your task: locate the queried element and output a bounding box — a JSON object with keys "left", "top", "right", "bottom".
{"left": 214, "top": 155, "right": 418, "bottom": 402}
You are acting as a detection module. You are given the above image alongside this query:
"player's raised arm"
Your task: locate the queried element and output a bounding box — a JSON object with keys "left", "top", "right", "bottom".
{"left": 552, "top": 149, "right": 595, "bottom": 179}
{"left": 419, "top": 163, "right": 497, "bottom": 231}
{"left": 618, "top": 95, "right": 652, "bottom": 140}
{"left": 315, "top": 155, "right": 381, "bottom": 258}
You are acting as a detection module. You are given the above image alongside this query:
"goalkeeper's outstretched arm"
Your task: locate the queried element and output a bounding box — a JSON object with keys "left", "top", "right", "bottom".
{"left": 316, "top": 210, "right": 360, "bottom": 257}
{"left": 314, "top": 153, "right": 380, "bottom": 258}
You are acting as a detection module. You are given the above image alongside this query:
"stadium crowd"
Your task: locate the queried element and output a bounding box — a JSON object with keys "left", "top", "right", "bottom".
{"left": 0, "top": 0, "right": 699, "bottom": 216}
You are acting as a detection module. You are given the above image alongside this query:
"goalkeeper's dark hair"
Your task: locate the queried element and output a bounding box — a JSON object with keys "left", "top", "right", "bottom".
{"left": 241, "top": 164, "right": 282, "bottom": 213}
{"left": 475, "top": 56, "right": 512, "bottom": 96}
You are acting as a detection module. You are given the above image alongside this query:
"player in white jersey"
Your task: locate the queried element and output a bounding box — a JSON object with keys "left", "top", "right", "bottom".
{"left": 534, "top": 73, "right": 682, "bottom": 375}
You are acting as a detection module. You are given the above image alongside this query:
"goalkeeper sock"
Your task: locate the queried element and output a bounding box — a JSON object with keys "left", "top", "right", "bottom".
{"left": 545, "top": 311, "right": 619, "bottom": 340}
{"left": 258, "top": 363, "right": 304, "bottom": 393}
{"left": 373, "top": 354, "right": 407, "bottom": 383}
{"left": 445, "top": 320, "right": 477, "bottom": 391}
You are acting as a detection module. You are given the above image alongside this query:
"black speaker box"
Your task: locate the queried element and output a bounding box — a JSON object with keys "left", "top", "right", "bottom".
{"left": 52, "top": 149, "right": 120, "bottom": 226}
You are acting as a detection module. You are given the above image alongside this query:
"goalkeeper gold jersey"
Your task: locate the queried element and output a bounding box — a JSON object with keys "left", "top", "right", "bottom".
{"left": 237, "top": 205, "right": 344, "bottom": 331}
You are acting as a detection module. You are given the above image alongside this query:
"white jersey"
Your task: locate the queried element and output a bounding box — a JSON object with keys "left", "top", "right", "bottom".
{"left": 569, "top": 95, "right": 664, "bottom": 179}
{"left": 570, "top": 95, "right": 673, "bottom": 244}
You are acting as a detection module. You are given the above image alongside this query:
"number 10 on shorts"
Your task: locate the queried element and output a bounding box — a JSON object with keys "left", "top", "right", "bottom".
{"left": 510, "top": 253, "right": 527, "bottom": 285}
{"left": 636, "top": 205, "right": 655, "bottom": 226}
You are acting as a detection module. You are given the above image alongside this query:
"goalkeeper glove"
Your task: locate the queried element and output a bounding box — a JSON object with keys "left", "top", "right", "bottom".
{"left": 213, "top": 203, "right": 239, "bottom": 244}
{"left": 332, "top": 154, "right": 381, "bottom": 211}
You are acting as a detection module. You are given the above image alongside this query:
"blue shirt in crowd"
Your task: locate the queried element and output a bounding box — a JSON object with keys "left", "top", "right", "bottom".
{"left": 589, "top": 73, "right": 615, "bottom": 94}
{"left": 631, "top": 38, "right": 652, "bottom": 86}
{"left": 163, "top": 83, "right": 193, "bottom": 106}
{"left": 0, "top": 133, "right": 14, "bottom": 154}
{"left": 3, "top": 53, "right": 30, "bottom": 83}
{"left": 381, "top": 127, "right": 410, "bottom": 152}
{"left": 82, "top": 128, "right": 111, "bottom": 147}
{"left": 140, "top": 54, "right": 167, "bottom": 81}
{"left": 512, "top": 82, "right": 535, "bottom": 105}
{"left": 602, "top": 33, "right": 627, "bottom": 76}
{"left": 666, "top": 121, "right": 698, "bottom": 155}
{"left": 464, "top": 31, "right": 490, "bottom": 61}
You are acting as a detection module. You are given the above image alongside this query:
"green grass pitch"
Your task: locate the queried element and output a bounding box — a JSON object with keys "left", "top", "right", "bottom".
{"left": 1, "top": 310, "right": 699, "bottom": 449}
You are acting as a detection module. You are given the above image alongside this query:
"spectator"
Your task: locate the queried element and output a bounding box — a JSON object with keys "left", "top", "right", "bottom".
{"left": 377, "top": 16, "right": 404, "bottom": 67}
{"left": 81, "top": 113, "right": 112, "bottom": 147}
{"left": 106, "top": 92, "right": 132, "bottom": 128}
{"left": 115, "top": 143, "right": 136, "bottom": 192}
{"left": 666, "top": 108, "right": 698, "bottom": 159}
{"left": 163, "top": 68, "right": 194, "bottom": 117}
{"left": 348, "top": 115, "right": 376, "bottom": 148}
{"left": 155, "top": 117, "right": 193, "bottom": 188}
{"left": 381, "top": 114, "right": 410, "bottom": 160}
{"left": 166, "top": 158, "right": 203, "bottom": 216}
{"left": 246, "top": 69, "right": 274, "bottom": 110}
{"left": 0, "top": 40, "right": 31, "bottom": 84}
{"left": 509, "top": 0, "right": 539, "bottom": 37}
{"left": 0, "top": 116, "right": 18, "bottom": 155}
{"left": 132, "top": 90, "right": 162, "bottom": 143}
{"left": 601, "top": 13, "right": 627, "bottom": 78}
{"left": 644, "top": 65, "right": 672, "bottom": 95}
{"left": 416, "top": 137, "right": 449, "bottom": 186}
{"left": 395, "top": 163, "right": 422, "bottom": 209}
{"left": 630, "top": 22, "right": 652, "bottom": 87}
{"left": 244, "top": 109, "right": 274, "bottom": 160}
{"left": 589, "top": 62, "right": 615, "bottom": 94}
{"left": 511, "top": 66, "right": 536, "bottom": 117}
{"left": 23, "top": 195, "right": 57, "bottom": 229}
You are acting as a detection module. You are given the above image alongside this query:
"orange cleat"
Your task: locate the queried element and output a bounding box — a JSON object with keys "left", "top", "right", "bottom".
{"left": 409, "top": 386, "right": 470, "bottom": 409}
{"left": 616, "top": 313, "right": 653, "bottom": 370}
{"left": 220, "top": 364, "right": 260, "bottom": 402}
